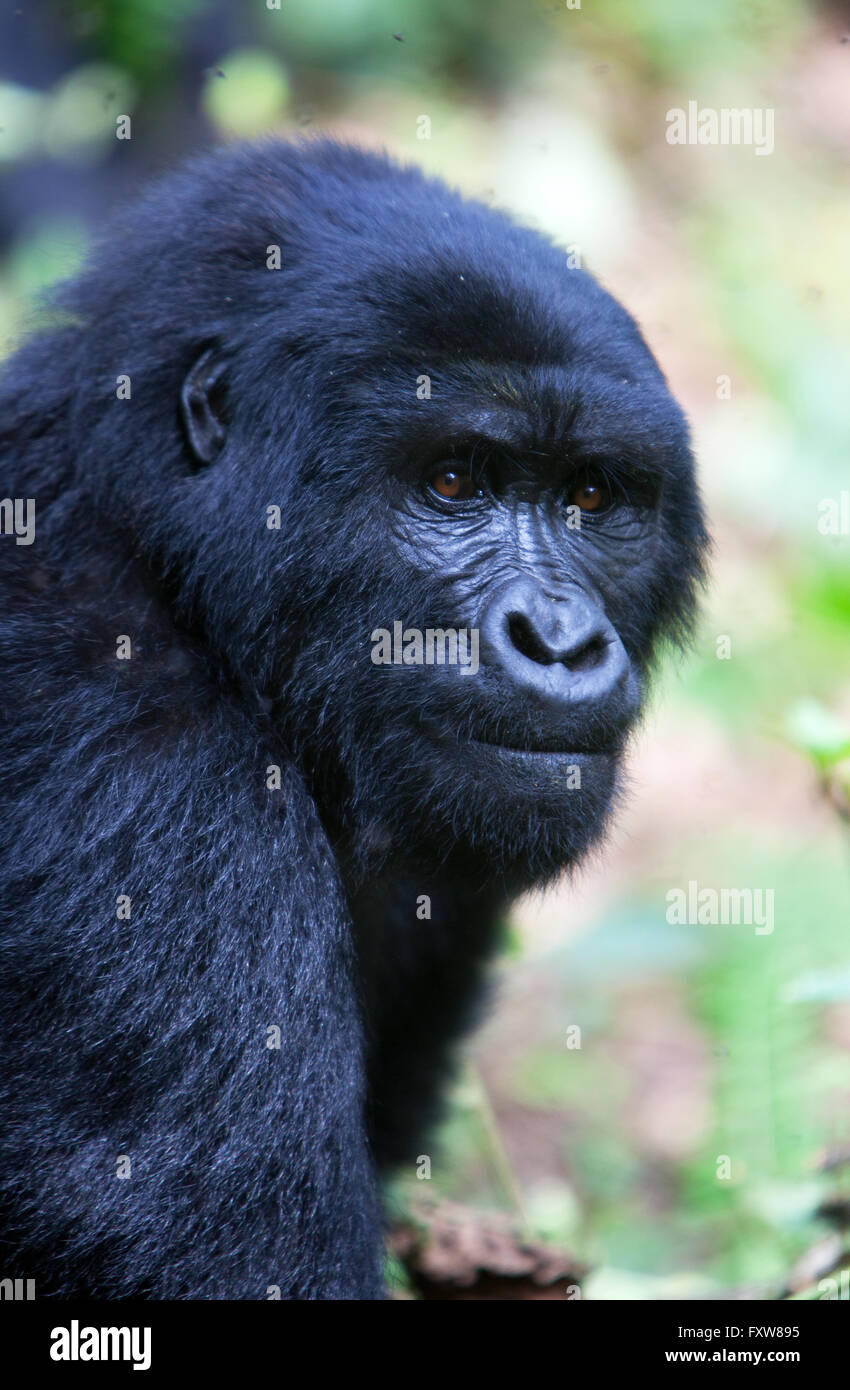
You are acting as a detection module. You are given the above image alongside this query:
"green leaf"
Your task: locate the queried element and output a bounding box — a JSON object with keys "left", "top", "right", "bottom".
{"left": 786, "top": 699, "right": 850, "bottom": 767}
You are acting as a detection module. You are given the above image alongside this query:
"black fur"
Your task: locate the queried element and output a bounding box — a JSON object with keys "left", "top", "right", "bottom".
{"left": 0, "top": 140, "right": 707, "bottom": 1298}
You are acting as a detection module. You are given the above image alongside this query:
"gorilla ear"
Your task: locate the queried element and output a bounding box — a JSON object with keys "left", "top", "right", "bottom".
{"left": 180, "top": 348, "right": 229, "bottom": 466}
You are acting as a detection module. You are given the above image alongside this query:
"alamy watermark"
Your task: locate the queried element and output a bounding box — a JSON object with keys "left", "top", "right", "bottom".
{"left": 818, "top": 491, "right": 849, "bottom": 536}
{"left": 0, "top": 1275, "right": 34, "bottom": 1299}
{"left": 666, "top": 102, "right": 774, "bottom": 156}
{"left": 666, "top": 880, "right": 774, "bottom": 935}
{"left": 0, "top": 497, "right": 35, "bottom": 545}
{"left": 50, "top": 1320, "right": 151, "bottom": 1371}
{"left": 371, "top": 622, "right": 479, "bottom": 675}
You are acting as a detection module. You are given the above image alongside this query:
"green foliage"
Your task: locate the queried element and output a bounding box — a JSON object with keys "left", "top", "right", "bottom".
{"left": 201, "top": 51, "right": 290, "bottom": 135}
{"left": 786, "top": 700, "right": 850, "bottom": 770}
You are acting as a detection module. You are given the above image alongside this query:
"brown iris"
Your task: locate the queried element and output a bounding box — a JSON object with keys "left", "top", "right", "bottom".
{"left": 570, "top": 477, "right": 611, "bottom": 512}
{"left": 429, "top": 466, "right": 478, "bottom": 501}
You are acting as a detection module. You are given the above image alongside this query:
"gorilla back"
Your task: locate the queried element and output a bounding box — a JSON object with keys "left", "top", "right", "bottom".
{"left": 0, "top": 140, "right": 707, "bottom": 1298}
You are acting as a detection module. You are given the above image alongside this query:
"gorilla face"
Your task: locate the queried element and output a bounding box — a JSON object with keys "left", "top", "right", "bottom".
{"left": 253, "top": 248, "right": 704, "bottom": 890}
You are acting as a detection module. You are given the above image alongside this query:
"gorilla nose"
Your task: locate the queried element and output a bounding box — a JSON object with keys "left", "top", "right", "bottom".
{"left": 480, "top": 577, "right": 630, "bottom": 709}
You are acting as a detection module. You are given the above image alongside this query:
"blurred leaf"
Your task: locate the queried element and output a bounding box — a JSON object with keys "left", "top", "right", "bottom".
{"left": 783, "top": 969, "right": 850, "bottom": 1005}
{"left": 525, "top": 1181, "right": 581, "bottom": 1244}
{"left": 745, "top": 1179, "right": 824, "bottom": 1229}
{"left": 44, "top": 64, "right": 136, "bottom": 163}
{"left": 202, "top": 50, "right": 290, "bottom": 136}
{"left": 786, "top": 699, "right": 850, "bottom": 768}
{"left": 583, "top": 1267, "right": 715, "bottom": 1300}
{"left": 7, "top": 218, "right": 89, "bottom": 299}
{"left": 0, "top": 83, "right": 44, "bottom": 162}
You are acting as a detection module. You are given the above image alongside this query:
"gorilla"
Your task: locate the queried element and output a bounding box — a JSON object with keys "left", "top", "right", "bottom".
{"left": 0, "top": 139, "right": 707, "bottom": 1299}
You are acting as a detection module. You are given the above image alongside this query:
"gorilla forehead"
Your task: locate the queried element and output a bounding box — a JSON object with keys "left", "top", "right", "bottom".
{"left": 258, "top": 147, "right": 668, "bottom": 415}
{"left": 66, "top": 137, "right": 660, "bottom": 398}
{"left": 344, "top": 254, "right": 656, "bottom": 373}
{"left": 285, "top": 164, "right": 659, "bottom": 378}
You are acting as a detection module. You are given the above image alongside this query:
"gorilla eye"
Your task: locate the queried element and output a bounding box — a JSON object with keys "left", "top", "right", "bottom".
{"left": 428, "top": 465, "right": 480, "bottom": 501}
{"left": 569, "top": 476, "right": 612, "bottom": 513}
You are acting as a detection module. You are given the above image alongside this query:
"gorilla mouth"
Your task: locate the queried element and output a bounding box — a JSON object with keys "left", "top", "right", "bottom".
{"left": 468, "top": 735, "right": 620, "bottom": 757}
{"left": 422, "top": 720, "right": 624, "bottom": 760}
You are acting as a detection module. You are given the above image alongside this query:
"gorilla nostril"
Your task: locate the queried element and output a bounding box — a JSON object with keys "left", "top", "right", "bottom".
{"left": 507, "top": 612, "right": 555, "bottom": 665}
{"left": 506, "top": 611, "right": 608, "bottom": 672}
{"left": 565, "top": 634, "right": 608, "bottom": 673}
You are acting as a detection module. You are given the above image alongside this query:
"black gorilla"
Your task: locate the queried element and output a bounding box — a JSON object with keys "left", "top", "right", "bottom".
{"left": 0, "top": 140, "right": 707, "bottom": 1298}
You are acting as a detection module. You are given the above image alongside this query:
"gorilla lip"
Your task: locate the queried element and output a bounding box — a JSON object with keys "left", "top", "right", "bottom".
{"left": 455, "top": 734, "right": 620, "bottom": 764}
{"left": 425, "top": 721, "right": 623, "bottom": 760}
{"left": 467, "top": 741, "right": 616, "bottom": 762}
{"left": 472, "top": 745, "right": 616, "bottom": 756}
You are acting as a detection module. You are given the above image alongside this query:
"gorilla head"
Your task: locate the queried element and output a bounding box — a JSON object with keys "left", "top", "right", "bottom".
{"left": 42, "top": 139, "right": 707, "bottom": 893}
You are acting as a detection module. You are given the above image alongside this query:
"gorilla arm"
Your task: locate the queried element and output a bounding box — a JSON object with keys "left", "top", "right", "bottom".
{"left": 0, "top": 592, "right": 382, "bottom": 1299}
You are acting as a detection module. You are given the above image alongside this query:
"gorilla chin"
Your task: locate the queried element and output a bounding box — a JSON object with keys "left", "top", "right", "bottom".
{"left": 348, "top": 725, "right": 626, "bottom": 891}
{"left": 449, "top": 745, "right": 624, "bottom": 888}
